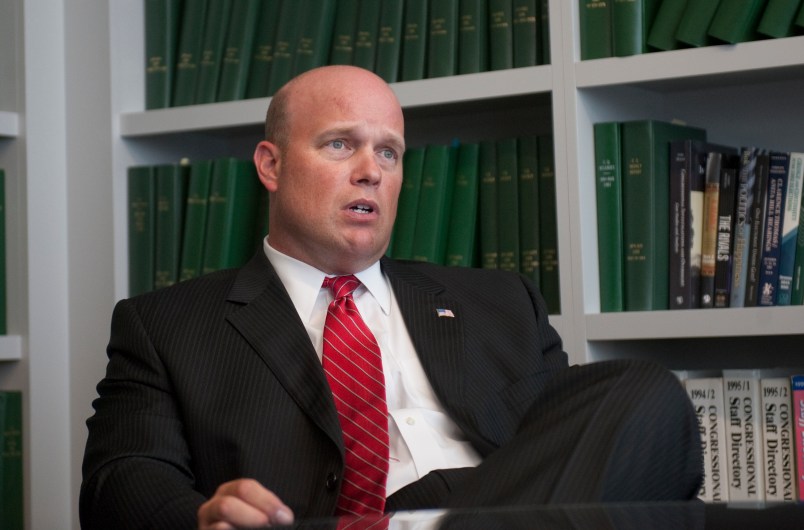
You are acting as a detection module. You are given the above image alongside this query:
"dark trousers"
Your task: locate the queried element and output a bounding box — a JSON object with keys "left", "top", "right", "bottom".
{"left": 386, "top": 360, "right": 703, "bottom": 511}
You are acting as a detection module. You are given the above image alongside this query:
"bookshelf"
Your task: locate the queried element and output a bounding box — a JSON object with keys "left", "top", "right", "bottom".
{"left": 4, "top": 0, "right": 804, "bottom": 527}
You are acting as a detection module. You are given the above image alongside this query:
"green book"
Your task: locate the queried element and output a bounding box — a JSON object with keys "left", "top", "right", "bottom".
{"left": 375, "top": 0, "right": 406, "bottom": 82}
{"left": 329, "top": 0, "right": 360, "bottom": 65}
{"left": 195, "top": 0, "right": 233, "bottom": 104}
{"left": 458, "top": 0, "right": 489, "bottom": 74}
{"left": 267, "top": 0, "right": 301, "bottom": 95}
{"left": 538, "top": 135, "right": 560, "bottom": 314}
{"left": 401, "top": 0, "right": 429, "bottom": 81}
{"left": 202, "top": 158, "right": 261, "bottom": 275}
{"left": 144, "top": 0, "right": 181, "bottom": 109}
{"left": 709, "top": 0, "right": 767, "bottom": 44}
{"left": 293, "top": 0, "right": 337, "bottom": 75}
{"left": 0, "top": 169, "right": 4, "bottom": 334}
{"left": 513, "top": 0, "right": 539, "bottom": 67}
{"left": 674, "top": 0, "right": 720, "bottom": 47}
{"left": 392, "top": 147, "right": 426, "bottom": 260}
{"left": 708, "top": 0, "right": 769, "bottom": 44}
{"left": 128, "top": 165, "right": 156, "bottom": 296}
{"left": 757, "top": 0, "right": 802, "bottom": 37}
{"left": 352, "top": 0, "right": 382, "bottom": 72}
{"left": 411, "top": 144, "right": 458, "bottom": 264}
{"left": 217, "top": 0, "right": 261, "bottom": 102}
{"left": 646, "top": 0, "right": 688, "bottom": 51}
{"left": 244, "top": 0, "right": 283, "bottom": 99}
{"left": 179, "top": 160, "right": 214, "bottom": 282}
{"left": 612, "top": 0, "right": 662, "bottom": 57}
{"left": 517, "top": 135, "right": 541, "bottom": 288}
{"left": 445, "top": 143, "right": 481, "bottom": 267}
{"left": 427, "top": 0, "right": 459, "bottom": 78}
{"left": 253, "top": 187, "right": 271, "bottom": 253}
{"left": 774, "top": 151, "right": 803, "bottom": 305}
{"left": 621, "top": 120, "right": 706, "bottom": 311}
{"left": 540, "top": 0, "right": 550, "bottom": 64}
{"left": 797, "top": 2, "right": 804, "bottom": 27}
{"left": 593, "top": 122, "right": 624, "bottom": 312}
{"left": 488, "top": 0, "right": 514, "bottom": 70}
{"left": 0, "top": 391, "right": 22, "bottom": 530}
{"left": 496, "top": 138, "right": 520, "bottom": 272}
{"left": 479, "top": 141, "right": 499, "bottom": 269}
{"left": 172, "top": 0, "right": 209, "bottom": 107}
{"left": 154, "top": 163, "right": 189, "bottom": 290}
{"left": 579, "top": 0, "right": 613, "bottom": 60}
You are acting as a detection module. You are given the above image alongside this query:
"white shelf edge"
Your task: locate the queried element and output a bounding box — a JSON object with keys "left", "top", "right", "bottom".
{"left": 576, "top": 35, "right": 804, "bottom": 89}
{"left": 120, "top": 66, "right": 554, "bottom": 138}
{"left": 0, "top": 111, "right": 20, "bottom": 137}
{"left": 585, "top": 306, "right": 804, "bottom": 341}
{"left": 0, "top": 335, "right": 23, "bottom": 361}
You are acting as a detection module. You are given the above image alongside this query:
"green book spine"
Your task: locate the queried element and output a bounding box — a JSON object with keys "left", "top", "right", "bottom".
{"left": 797, "top": 1, "right": 804, "bottom": 27}
{"left": 253, "top": 187, "right": 271, "bottom": 253}
{"left": 445, "top": 143, "right": 481, "bottom": 267}
{"left": 128, "top": 165, "right": 156, "bottom": 296}
{"left": 401, "top": 0, "right": 429, "bottom": 81}
{"left": 646, "top": 0, "right": 688, "bottom": 51}
{"left": 488, "top": 0, "right": 514, "bottom": 70}
{"left": 179, "top": 160, "right": 214, "bottom": 282}
{"left": 202, "top": 158, "right": 261, "bottom": 274}
{"left": 244, "top": 0, "right": 283, "bottom": 99}
{"left": 1, "top": 391, "right": 22, "bottom": 530}
{"left": 612, "top": 0, "right": 662, "bottom": 56}
{"left": 217, "top": 0, "right": 261, "bottom": 102}
{"left": 540, "top": 0, "right": 550, "bottom": 64}
{"left": 518, "top": 135, "right": 541, "bottom": 288}
{"left": 513, "top": 0, "right": 538, "bottom": 67}
{"left": 496, "top": 138, "right": 520, "bottom": 272}
{"left": 579, "top": 0, "right": 613, "bottom": 60}
{"left": 329, "top": 0, "right": 361, "bottom": 65}
{"left": 392, "top": 147, "right": 426, "bottom": 260}
{"left": 294, "top": 0, "right": 338, "bottom": 75}
{"left": 427, "top": 0, "right": 460, "bottom": 78}
{"left": 352, "top": 0, "right": 383, "bottom": 72}
{"left": 173, "top": 0, "right": 209, "bottom": 107}
{"left": 267, "top": 0, "right": 301, "bottom": 95}
{"left": 0, "top": 170, "right": 5, "bottom": 334}
{"left": 154, "top": 163, "right": 189, "bottom": 290}
{"left": 144, "top": 0, "right": 181, "bottom": 109}
{"left": 538, "top": 135, "right": 560, "bottom": 314}
{"left": 621, "top": 120, "right": 707, "bottom": 311}
{"left": 375, "top": 0, "right": 406, "bottom": 82}
{"left": 479, "top": 141, "right": 499, "bottom": 269}
{"left": 594, "top": 122, "right": 624, "bottom": 312}
{"left": 674, "top": 0, "right": 720, "bottom": 47}
{"left": 195, "top": 0, "right": 233, "bottom": 104}
{"left": 708, "top": 0, "right": 769, "bottom": 44}
{"left": 757, "top": 0, "right": 802, "bottom": 38}
{"left": 458, "top": 0, "right": 488, "bottom": 74}
{"left": 411, "top": 144, "right": 458, "bottom": 264}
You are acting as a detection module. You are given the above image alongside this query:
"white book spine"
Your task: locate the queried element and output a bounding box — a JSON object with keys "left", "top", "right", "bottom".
{"left": 685, "top": 377, "right": 729, "bottom": 502}
{"left": 723, "top": 370, "right": 765, "bottom": 503}
{"left": 760, "top": 377, "right": 796, "bottom": 502}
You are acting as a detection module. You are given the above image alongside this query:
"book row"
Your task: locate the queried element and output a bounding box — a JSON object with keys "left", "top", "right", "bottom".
{"left": 594, "top": 120, "right": 804, "bottom": 312}
{"left": 678, "top": 370, "right": 804, "bottom": 504}
{"left": 0, "top": 391, "right": 22, "bottom": 530}
{"left": 580, "top": 0, "right": 804, "bottom": 60}
{"left": 390, "top": 135, "right": 559, "bottom": 313}
{"left": 145, "top": 0, "right": 550, "bottom": 109}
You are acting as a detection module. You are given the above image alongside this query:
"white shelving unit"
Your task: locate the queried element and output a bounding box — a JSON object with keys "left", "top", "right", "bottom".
{"left": 6, "top": 0, "right": 804, "bottom": 527}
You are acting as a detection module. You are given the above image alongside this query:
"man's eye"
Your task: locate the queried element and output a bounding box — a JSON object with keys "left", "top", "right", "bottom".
{"left": 380, "top": 149, "right": 396, "bottom": 160}
{"left": 330, "top": 140, "right": 345, "bottom": 149}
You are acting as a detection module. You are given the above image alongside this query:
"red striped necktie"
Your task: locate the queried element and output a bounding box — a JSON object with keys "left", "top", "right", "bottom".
{"left": 322, "top": 275, "right": 390, "bottom": 515}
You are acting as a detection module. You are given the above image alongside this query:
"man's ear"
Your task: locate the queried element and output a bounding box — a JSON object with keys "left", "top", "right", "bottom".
{"left": 254, "top": 140, "right": 281, "bottom": 192}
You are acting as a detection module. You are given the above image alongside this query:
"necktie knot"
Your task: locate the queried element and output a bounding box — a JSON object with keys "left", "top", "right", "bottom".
{"left": 323, "top": 275, "right": 361, "bottom": 300}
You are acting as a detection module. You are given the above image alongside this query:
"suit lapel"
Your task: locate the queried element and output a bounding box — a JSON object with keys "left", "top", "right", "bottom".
{"left": 224, "top": 253, "right": 343, "bottom": 451}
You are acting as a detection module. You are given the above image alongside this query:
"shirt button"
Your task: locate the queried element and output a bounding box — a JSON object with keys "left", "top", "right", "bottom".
{"left": 326, "top": 472, "right": 338, "bottom": 490}
{"left": 406, "top": 417, "right": 415, "bottom": 425}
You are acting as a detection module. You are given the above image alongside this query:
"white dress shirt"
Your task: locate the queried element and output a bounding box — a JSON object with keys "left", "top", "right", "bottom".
{"left": 263, "top": 238, "right": 481, "bottom": 496}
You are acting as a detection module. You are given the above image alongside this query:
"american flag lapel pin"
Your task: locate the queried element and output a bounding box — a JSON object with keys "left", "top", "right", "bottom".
{"left": 436, "top": 308, "right": 455, "bottom": 318}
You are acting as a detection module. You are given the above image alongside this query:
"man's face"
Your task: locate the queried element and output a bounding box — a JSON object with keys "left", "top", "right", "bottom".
{"left": 256, "top": 68, "right": 406, "bottom": 274}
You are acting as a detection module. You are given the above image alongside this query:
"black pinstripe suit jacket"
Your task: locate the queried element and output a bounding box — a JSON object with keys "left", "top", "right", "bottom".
{"left": 80, "top": 252, "right": 568, "bottom": 529}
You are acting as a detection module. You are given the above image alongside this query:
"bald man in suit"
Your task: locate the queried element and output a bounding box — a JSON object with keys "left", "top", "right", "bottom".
{"left": 81, "top": 66, "right": 702, "bottom": 530}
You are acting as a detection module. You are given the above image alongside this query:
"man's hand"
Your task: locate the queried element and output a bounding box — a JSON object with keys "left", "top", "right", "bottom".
{"left": 198, "top": 479, "right": 295, "bottom": 529}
